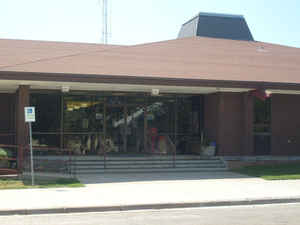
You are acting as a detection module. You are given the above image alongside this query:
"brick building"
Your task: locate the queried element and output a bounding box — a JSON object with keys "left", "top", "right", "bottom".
{"left": 1, "top": 13, "right": 300, "bottom": 170}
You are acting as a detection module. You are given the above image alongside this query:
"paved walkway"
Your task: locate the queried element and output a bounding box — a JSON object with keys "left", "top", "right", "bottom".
{"left": 1, "top": 172, "right": 300, "bottom": 214}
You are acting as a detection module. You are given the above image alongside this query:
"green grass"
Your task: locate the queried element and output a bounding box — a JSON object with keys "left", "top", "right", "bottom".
{"left": 0, "top": 177, "right": 84, "bottom": 189}
{"left": 233, "top": 163, "right": 300, "bottom": 180}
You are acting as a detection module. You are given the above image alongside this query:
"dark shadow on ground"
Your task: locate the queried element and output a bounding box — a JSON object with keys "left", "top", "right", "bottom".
{"left": 78, "top": 171, "right": 252, "bottom": 184}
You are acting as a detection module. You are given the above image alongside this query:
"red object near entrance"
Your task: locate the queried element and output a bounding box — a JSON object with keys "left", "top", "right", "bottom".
{"left": 251, "top": 89, "right": 271, "bottom": 101}
{"left": 149, "top": 128, "right": 158, "bottom": 153}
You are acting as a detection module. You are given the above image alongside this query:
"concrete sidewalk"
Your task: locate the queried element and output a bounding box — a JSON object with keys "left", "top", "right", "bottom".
{"left": 1, "top": 171, "right": 300, "bottom": 215}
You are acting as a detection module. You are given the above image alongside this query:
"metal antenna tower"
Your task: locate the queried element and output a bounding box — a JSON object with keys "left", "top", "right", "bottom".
{"left": 102, "top": 0, "right": 108, "bottom": 44}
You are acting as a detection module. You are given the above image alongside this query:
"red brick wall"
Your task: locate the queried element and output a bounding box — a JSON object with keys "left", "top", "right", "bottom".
{"left": 0, "top": 93, "right": 16, "bottom": 144}
{"left": 218, "top": 93, "right": 244, "bottom": 156}
{"left": 204, "top": 93, "right": 245, "bottom": 156}
{"left": 203, "top": 93, "right": 300, "bottom": 156}
{"left": 271, "top": 94, "right": 300, "bottom": 155}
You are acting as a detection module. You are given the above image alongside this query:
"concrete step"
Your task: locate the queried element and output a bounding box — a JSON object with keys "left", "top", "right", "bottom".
{"left": 72, "top": 163, "right": 225, "bottom": 169}
{"left": 35, "top": 155, "right": 222, "bottom": 161}
{"left": 75, "top": 167, "right": 228, "bottom": 174}
{"left": 68, "top": 157, "right": 227, "bottom": 174}
{"left": 71, "top": 159, "right": 222, "bottom": 166}
{"left": 70, "top": 156, "right": 221, "bottom": 161}
{"left": 169, "top": 163, "right": 226, "bottom": 168}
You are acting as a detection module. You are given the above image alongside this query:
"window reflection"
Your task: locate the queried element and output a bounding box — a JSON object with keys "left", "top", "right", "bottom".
{"left": 254, "top": 98, "right": 271, "bottom": 133}
{"left": 177, "top": 97, "right": 193, "bottom": 135}
{"left": 63, "top": 134, "right": 103, "bottom": 155}
{"left": 64, "top": 96, "right": 102, "bottom": 132}
{"left": 147, "top": 97, "right": 175, "bottom": 134}
{"left": 146, "top": 97, "right": 175, "bottom": 154}
{"left": 31, "top": 94, "right": 61, "bottom": 133}
{"left": 127, "top": 105, "right": 145, "bottom": 153}
{"left": 31, "top": 94, "right": 61, "bottom": 148}
{"left": 254, "top": 97, "right": 271, "bottom": 155}
{"left": 105, "top": 106, "right": 125, "bottom": 153}
{"left": 176, "top": 96, "right": 203, "bottom": 155}
{"left": 63, "top": 95, "right": 104, "bottom": 154}
{"left": 32, "top": 134, "right": 60, "bottom": 153}
{"left": 29, "top": 92, "right": 204, "bottom": 156}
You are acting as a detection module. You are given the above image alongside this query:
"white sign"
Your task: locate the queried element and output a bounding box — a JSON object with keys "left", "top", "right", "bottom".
{"left": 151, "top": 89, "right": 160, "bottom": 96}
{"left": 96, "top": 113, "right": 103, "bottom": 120}
{"left": 24, "top": 107, "right": 36, "bottom": 122}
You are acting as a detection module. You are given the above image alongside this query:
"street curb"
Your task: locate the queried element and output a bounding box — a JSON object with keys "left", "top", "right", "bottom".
{"left": 1, "top": 198, "right": 300, "bottom": 216}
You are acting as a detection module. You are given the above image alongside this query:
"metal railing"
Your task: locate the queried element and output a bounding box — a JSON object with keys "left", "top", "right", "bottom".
{"left": 0, "top": 144, "right": 18, "bottom": 173}
{"left": 0, "top": 142, "right": 75, "bottom": 176}
{"left": 27, "top": 146, "right": 75, "bottom": 176}
{"left": 166, "top": 135, "right": 176, "bottom": 168}
{"left": 1, "top": 133, "right": 209, "bottom": 175}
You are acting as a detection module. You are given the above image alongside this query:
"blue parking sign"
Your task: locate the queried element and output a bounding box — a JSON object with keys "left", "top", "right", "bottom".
{"left": 24, "top": 107, "right": 35, "bottom": 122}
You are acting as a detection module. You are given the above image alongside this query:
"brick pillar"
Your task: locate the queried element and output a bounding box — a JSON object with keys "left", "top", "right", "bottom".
{"left": 16, "top": 85, "right": 30, "bottom": 171}
{"left": 243, "top": 92, "right": 254, "bottom": 155}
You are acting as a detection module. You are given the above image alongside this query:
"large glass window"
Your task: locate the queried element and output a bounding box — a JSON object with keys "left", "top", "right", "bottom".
{"left": 177, "top": 97, "right": 193, "bottom": 135}
{"left": 63, "top": 95, "right": 104, "bottom": 154}
{"left": 105, "top": 106, "right": 125, "bottom": 153}
{"left": 29, "top": 92, "right": 204, "bottom": 156}
{"left": 254, "top": 98, "right": 271, "bottom": 133}
{"left": 147, "top": 97, "right": 175, "bottom": 135}
{"left": 0, "top": 94, "right": 16, "bottom": 145}
{"left": 31, "top": 93, "right": 61, "bottom": 148}
{"left": 126, "top": 104, "right": 145, "bottom": 153}
{"left": 176, "top": 96, "right": 203, "bottom": 155}
{"left": 31, "top": 94, "right": 61, "bottom": 132}
{"left": 64, "top": 95, "right": 94, "bottom": 132}
{"left": 254, "top": 97, "right": 271, "bottom": 155}
{"left": 105, "top": 95, "right": 146, "bottom": 155}
{"left": 145, "top": 97, "right": 175, "bottom": 154}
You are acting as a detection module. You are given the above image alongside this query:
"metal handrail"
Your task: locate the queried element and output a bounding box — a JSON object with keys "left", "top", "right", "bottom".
{"left": 166, "top": 135, "right": 176, "bottom": 168}
{"left": 0, "top": 157, "right": 17, "bottom": 161}
{"left": 0, "top": 144, "right": 18, "bottom": 148}
{"left": 0, "top": 133, "right": 15, "bottom": 136}
{"left": 23, "top": 145, "right": 74, "bottom": 175}
{"left": 100, "top": 140, "right": 107, "bottom": 169}
{"left": 166, "top": 136, "right": 176, "bottom": 152}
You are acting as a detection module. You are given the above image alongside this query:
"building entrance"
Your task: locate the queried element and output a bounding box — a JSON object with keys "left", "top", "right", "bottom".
{"left": 105, "top": 105, "right": 125, "bottom": 153}
{"left": 104, "top": 104, "right": 145, "bottom": 155}
{"left": 30, "top": 92, "right": 204, "bottom": 156}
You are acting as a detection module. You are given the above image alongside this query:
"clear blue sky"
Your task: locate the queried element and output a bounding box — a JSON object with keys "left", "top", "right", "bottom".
{"left": 0, "top": 0, "right": 299, "bottom": 47}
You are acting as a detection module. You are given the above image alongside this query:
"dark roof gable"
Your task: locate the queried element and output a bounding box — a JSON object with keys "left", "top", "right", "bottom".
{"left": 178, "top": 12, "right": 254, "bottom": 41}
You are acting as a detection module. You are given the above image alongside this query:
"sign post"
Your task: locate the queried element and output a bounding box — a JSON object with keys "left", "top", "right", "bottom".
{"left": 24, "top": 107, "right": 35, "bottom": 186}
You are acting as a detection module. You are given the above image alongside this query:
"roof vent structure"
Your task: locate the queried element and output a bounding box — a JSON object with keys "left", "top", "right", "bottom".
{"left": 178, "top": 12, "right": 254, "bottom": 41}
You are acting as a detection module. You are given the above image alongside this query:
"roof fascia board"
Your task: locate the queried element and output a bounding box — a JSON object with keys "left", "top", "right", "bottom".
{"left": 1, "top": 71, "right": 300, "bottom": 91}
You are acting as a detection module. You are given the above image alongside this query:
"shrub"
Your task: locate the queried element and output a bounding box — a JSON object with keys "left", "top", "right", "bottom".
{"left": 0, "top": 148, "right": 9, "bottom": 168}
{"left": 0, "top": 148, "right": 8, "bottom": 158}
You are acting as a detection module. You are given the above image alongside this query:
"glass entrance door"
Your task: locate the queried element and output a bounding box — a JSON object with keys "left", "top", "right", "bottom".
{"left": 105, "top": 106, "right": 125, "bottom": 153}
{"left": 126, "top": 105, "right": 145, "bottom": 154}
{"left": 105, "top": 104, "right": 146, "bottom": 155}
{"left": 30, "top": 92, "right": 206, "bottom": 157}
{"left": 146, "top": 97, "right": 175, "bottom": 155}
{"left": 63, "top": 95, "right": 104, "bottom": 155}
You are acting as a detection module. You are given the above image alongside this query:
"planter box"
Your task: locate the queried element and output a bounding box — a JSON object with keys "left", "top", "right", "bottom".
{"left": 201, "top": 146, "right": 216, "bottom": 157}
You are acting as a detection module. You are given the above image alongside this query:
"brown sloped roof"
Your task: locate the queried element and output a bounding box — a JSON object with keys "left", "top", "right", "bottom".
{"left": 1, "top": 37, "right": 300, "bottom": 87}
{"left": 0, "top": 38, "right": 122, "bottom": 69}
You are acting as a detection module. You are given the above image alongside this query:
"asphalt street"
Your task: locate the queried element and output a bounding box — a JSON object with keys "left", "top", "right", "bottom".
{"left": 1, "top": 203, "right": 300, "bottom": 225}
